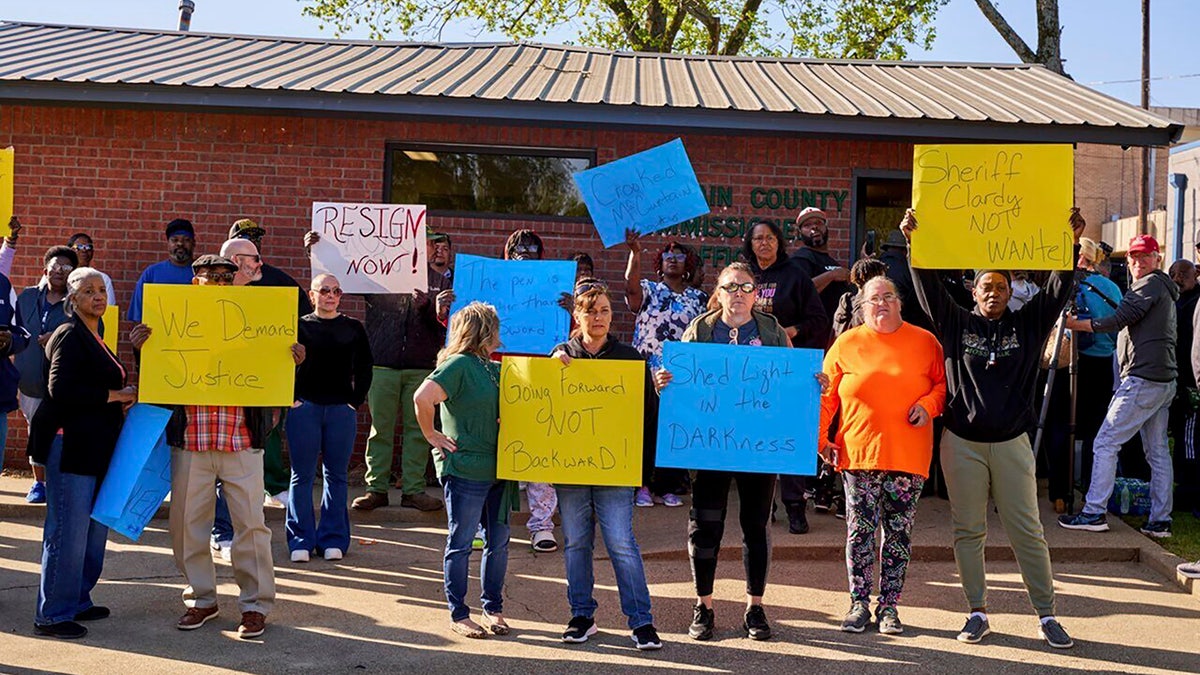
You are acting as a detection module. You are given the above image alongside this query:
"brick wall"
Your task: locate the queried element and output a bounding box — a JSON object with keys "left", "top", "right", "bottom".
{"left": 1075, "top": 142, "right": 1170, "bottom": 244}
{"left": 0, "top": 104, "right": 910, "bottom": 469}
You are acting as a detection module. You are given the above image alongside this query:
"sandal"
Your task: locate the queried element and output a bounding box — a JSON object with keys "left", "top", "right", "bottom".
{"left": 450, "top": 619, "right": 487, "bottom": 639}
{"left": 481, "top": 611, "right": 511, "bottom": 636}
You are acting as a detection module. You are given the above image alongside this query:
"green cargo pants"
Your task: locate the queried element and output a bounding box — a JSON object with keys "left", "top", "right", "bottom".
{"left": 364, "top": 367, "right": 432, "bottom": 496}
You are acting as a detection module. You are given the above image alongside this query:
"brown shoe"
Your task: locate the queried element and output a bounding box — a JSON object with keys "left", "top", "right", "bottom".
{"left": 400, "top": 492, "right": 444, "bottom": 511}
{"left": 176, "top": 606, "right": 219, "bottom": 631}
{"left": 351, "top": 491, "right": 389, "bottom": 511}
{"left": 238, "top": 611, "right": 266, "bottom": 639}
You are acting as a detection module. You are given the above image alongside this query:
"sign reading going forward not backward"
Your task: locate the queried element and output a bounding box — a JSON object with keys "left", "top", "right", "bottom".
{"left": 656, "top": 342, "right": 821, "bottom": 475}
{"left": 310, "top": 202, "right": 428, "bottom": 294}
{"left": 574, "top": 139, "right": 710, "bottom": 248}
{"left": 498, "top": 356, "right": 644, "bottom": 487}
{"left": 450, "top": 254, "right": 575, "bottom": 355}
{"left": 910, "top": 144, "right": 1075, "bottom": 271}
{"left": 138, "top": 285, "right": 298, "bottom": 406}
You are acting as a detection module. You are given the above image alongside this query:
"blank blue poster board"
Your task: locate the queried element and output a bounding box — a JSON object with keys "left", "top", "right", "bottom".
{"left": 92, "top": 403, "right": 174, "bottom": 541}
{"left": 450, "top": 254, "right": 576, "bottom": 354}
{"left": 655, "top": 342, "right": 822, "bottom": 475}
{"left": 573, "top": 139, "right": 710, "bottom": 248}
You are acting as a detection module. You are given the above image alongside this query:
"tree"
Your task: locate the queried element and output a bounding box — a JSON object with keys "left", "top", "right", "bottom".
{"left": 972, "top": 0, "right": 1064, "bottom": 74}
{"left": 300, "top": 0, "right": 948, "bottom": 59}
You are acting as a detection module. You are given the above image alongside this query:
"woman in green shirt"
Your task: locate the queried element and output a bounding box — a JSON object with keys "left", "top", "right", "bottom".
{"left": 414, "top": 301, "right": 511, "bottom": 639}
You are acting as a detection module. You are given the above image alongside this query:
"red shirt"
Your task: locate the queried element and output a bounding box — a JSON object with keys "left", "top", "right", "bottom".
{"left": 184, "top": 405, "right": 252, "bottom": 453}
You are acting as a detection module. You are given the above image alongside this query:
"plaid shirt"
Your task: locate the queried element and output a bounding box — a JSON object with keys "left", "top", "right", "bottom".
{"left": 184, "top": 405, "right": 252, "bottom": 453}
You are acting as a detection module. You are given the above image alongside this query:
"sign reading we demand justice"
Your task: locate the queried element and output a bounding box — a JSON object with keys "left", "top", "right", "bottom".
{"left": 911, "top": 144, "right": 1074, "bottom": 270}
{"left": 497, "top": 357, "right": 644, "bottom": 486}
{"left": 310, "top": 202, "right": 428, "bottom": 294}
{"left": 139, "top": 285, "right": 298, "bottom": 407}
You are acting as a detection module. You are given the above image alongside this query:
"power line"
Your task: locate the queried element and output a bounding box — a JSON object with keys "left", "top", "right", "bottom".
{"left": 1087, "top": 72, "right": 1200, "bottom": 86}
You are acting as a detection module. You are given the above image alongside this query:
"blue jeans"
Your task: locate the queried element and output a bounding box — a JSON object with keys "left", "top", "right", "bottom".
{"left": 557, "top": 485, "right": 653, "bottom": 629}
{"left": 1084, "top": 375, "right": 1176, "bottom": 522}
{"left": 285, "top": 401, "right": 356, "bottom": 553}
{"left": 442, "top": 476, "right": 510, "bottom": 621}
{"left": 36, "top": 437, "right": 108, "bottom": 626}
{"left": 212, "top": 482, "right": 233, "bottom": 544}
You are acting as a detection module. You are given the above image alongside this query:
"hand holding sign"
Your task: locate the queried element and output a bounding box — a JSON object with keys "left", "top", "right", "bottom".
{"left": 310, "top": 202, "right": 428, "bottom": 294}
{"left": 0, "top": 147, "right": 14, "bottom": 238}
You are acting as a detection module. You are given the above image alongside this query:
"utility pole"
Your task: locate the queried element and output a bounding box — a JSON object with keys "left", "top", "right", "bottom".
{"left": 1139, "top": 0, "right": 1151, "bottom": 234}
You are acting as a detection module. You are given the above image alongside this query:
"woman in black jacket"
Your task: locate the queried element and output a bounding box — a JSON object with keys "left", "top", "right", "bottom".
{"left": 33, "top": 267, "right": 136, "bottom": 639}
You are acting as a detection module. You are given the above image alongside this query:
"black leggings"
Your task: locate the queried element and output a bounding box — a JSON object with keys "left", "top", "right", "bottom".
{"left": 688, "top": 471, "right": 776, "bottom": 597}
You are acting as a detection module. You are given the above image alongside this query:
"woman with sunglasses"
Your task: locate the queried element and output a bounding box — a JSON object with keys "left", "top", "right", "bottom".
{"left": 625, "top": 229, "right": 706, "bottom": 508}
{"left": 285, "top": 274, "right": 373, "bottom": 562}
{"left": 654, "top": 262, "right": 791, "bottom": 642}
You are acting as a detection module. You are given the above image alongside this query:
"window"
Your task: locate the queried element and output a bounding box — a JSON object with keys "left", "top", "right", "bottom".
{"left": 386, "top": 143, "right": 595, "bottom": 220}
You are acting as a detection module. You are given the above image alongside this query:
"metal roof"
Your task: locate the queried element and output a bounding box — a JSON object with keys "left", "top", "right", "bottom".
{"left": 0, "top": 21, "right": 1183, "bottom": 146}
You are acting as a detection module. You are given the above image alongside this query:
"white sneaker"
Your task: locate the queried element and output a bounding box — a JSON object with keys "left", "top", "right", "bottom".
{"left": 290, "top": 549, "right": 310, "bottom": 563}
{"left": 264, "top": 491, "right": 288, "bottom": 508}
{"left": 323, "top": 548, "right": 344, "bottom": 561}
{"left": 213, "top": 540, "right": 232, "bottom": 562}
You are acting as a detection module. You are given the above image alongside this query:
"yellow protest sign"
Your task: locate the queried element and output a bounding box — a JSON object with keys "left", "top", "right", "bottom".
{"left": 139, "top": 284, "right": 297, "bottom": 406}
{"left": 0, "top": 147, "right": 13, "bottom": 237}
{"left": 497, "top": 356, "right": 644, "bottom": 487}
{"left": 102, "top": 305, "right": 119, "bottom": 352}
{"left": 911, "top": 144, "right": 1074, "bottom": 270}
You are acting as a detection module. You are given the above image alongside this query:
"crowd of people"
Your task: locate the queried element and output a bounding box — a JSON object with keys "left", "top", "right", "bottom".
{"left": 4, "top": 203, "right": 1200, "bottom": 651}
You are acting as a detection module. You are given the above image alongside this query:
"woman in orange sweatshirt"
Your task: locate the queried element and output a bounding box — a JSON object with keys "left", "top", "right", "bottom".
{"left": 819, "top": 276, "right": 946, "bottom": 636}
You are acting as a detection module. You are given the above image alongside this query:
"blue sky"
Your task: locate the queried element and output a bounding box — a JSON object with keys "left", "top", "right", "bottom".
{"left": 2, "top": 0, "right": 1196, "bottom": 107}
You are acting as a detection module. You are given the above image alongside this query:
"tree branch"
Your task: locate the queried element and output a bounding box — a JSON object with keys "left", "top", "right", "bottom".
{"left": 602, "top": 0, "right": 646, "bottom": 49}
{"left": 721, "top": 0, "right": 764, "bottom": 55}
{"left": 646, "top": 0, "right": 667, "bottom": 50}
{"left": 663, "top": 1, "right": 688, "bottom": 52}
{"left": 973, "top": 0, "right": 1037, "bottom": 63}
{"left": 1034, "top": 0, "right": 1065, "bottom": 74}
{"left": 682, "top": 0, "right": 721, "bottom": 54}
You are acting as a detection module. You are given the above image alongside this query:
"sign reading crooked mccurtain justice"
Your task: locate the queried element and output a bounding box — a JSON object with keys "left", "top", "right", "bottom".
{"left": 138, "top": 285, "right": 298, "bottom": 406}
{"left": 310, "top": 202, "right": 428, "bottom": 294}
{"left": 910, "top": 143, "right": 1074, "bottom": 270}
{"left": 497, "top": 356, "right": 644, "bottom": 486}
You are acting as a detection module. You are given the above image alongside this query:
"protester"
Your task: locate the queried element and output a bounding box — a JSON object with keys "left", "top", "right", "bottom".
{"left": 654, "top": 262, "right": 791, "bottom": 642}
{"left": 876, "top": 230, "right": 934, "bottom": 331}
{"left": 32, "top": 267, "right": 136, "bottom": 639}
{"left": 625, "top": 230, "right": 705, "bottom": 508}
{"left": 0, "top": 218, "right": 29, "bottom": 470}
{"left": 819, "top": 276, "right": 946, "bottom": 635}
{"left": 1072, "top": 238, "right": 1123, "bottom": 490}
{"left": 572, "top": 252, "right": 595, "bottom": 281}
{"left": 304, "top": 229, "right": 451, "bottom": 513}
{"left": 831, "top": 258, "right": 888, "bottom": 337}
{"left": 414, "top": 301, "right": 515, "bottom": 639}
{"left": 1061, "top": 234, "right": 1178, "bottom": 538}
{"left": 742, "top": 220, "right": 829, "bottom": 533}
{"left": 1168, "top": 260, "right": 1200, "bottom": 515}
{"left": 15, "top": 245, "right": 79, "bottom": 504}
{"left": 1008, "top": 271, "right": 1040, "bottom": 311}
{"left": 901, "top": 208, "right": 1083, "bottom": 649}
{"left": 127, "top": 218, "right": 196, "bottom": 322}
{"left": 65, "top": 233, "right": 116, "bottom": 305}
{"left": 287, "top": 273, "right": 373, "bottom": 562}
{"left": 550, "top": 285, "right": 661, "bottom": 650}
{"left": 791, "top": 207, "right": 852, "bottom": 323}
{"left": 228, "top": 218, "right": 313, "bottom": 316}
{"left": 131, "top": 254, "right": 305, "bottom": 639}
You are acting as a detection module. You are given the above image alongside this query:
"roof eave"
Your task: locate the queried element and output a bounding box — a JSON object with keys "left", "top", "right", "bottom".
{"left": 0, "top": 80, "right": 1183, "bottom": 147}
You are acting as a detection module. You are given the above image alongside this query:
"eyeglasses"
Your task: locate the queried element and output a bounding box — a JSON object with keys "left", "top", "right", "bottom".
{"left": 862, "top": 293, "right": 899, "bottom": 306}
{"left": 751, "top": 234, "right": 777, "bottom": 243}
{"left": 234, "top": 253, "right": 261, "bottom": 263}
{"left": 720, "top": 282, "right": 756, "bottom": 294}
{"left": 661, "top": 252, "right": 687, "bottom": 263}
{"left": 71, "top": 243, "right": 94, "bottom": 252}
{"left": 513, "top": 245, "right": 541, "bottom": 255}
{"left": 47, "top": 263, "right": 74, "bottom": 273}
{"left": 317, "top": 287, "right": 344, "bottom": 297}
{"left": 197, "top": 272, "right": 236, "bottom": 283}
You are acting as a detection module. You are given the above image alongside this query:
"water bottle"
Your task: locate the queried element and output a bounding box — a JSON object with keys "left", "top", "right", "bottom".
{"left": 1119, "top": 483, "right": 1131, "bottom": 514}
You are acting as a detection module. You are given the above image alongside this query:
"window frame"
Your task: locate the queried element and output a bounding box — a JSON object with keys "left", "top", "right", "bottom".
{"left": 382, "top": 142, "right": 598, "bottom": 223}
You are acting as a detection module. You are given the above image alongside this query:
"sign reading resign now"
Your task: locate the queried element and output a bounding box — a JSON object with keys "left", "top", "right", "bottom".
{"left": 310, "top": 202, "right": 428, "bottom": 294}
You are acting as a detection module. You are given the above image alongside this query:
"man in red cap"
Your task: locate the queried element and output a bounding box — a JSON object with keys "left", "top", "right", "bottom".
{"left": 1061, "top": 234, "right": 1178, "bottom": 538}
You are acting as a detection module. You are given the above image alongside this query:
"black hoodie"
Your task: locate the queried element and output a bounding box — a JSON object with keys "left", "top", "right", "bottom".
{"left": 749, "top": 256, "right": 829, "bottom": 349}
{"left": 910, "top": 252, "right": 1077, "bottom": 443}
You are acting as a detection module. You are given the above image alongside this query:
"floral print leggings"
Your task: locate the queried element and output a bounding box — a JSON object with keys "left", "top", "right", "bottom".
{"left": 843, "top": 470, "right": 925, "bottom": 609}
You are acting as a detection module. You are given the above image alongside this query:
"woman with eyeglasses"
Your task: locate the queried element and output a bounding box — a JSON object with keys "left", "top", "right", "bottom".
{"left": 654, "top": 262, "right": 791, "bottom": 642}
{"left": 285, "top": 274, "right": 373, "bottom": 562}
{"left": 66, "top": 234, "right": 116, "bottom": 305}
{"left": 624, "top": 230, "right": 706, "bottom": 508}
{"left": 819, "top": 276, "right": 946, "bottom": 635}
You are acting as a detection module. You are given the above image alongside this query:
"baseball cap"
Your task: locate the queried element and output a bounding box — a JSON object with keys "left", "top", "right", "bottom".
{"left": 165, "top": 218, "right": 195, "bottom": 239}
{"left": 229, "top": 218, "right": 265, "bottom": 240}
{"left": 1127, "top": 234, "right": 1160, "bottom": 255}
{"left": 191, "top": 254, "right": 238, "bottom": 272}
{"left": 795, "top": 207, "right": 826, "bottom": 226}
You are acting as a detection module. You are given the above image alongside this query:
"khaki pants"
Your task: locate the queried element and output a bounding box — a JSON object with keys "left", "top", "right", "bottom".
{"left": 941, "top": 430, "right": 1056, "bottom": 616}
{"left": 170, "top": 448, "right": 275, "bottom": 615}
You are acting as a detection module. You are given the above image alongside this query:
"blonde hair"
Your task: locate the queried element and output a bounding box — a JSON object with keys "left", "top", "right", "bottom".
{"left": 438, "top": 301, "right": 500, "bottom": 364}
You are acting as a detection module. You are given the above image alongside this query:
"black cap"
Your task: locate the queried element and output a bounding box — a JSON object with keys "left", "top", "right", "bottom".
{"left": 191, "top": 254, "right": 237, "bottom": 272}
{"left": 228, "top": 218, "right": 265, "bottom": 240}
{"left": 166, "top": 218, "right": 195, "bottom": 239}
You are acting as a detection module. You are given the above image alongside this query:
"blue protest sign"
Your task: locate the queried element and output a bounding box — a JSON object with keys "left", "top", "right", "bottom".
{"left": 573, "top": 139, "right": 710, "bottom": 248}
{"left": 92, "top": 403, "right": 174, "bottom": 541}
{"left": 451, "top": 254, "right": 576, "bottom": 354}
{"left": 655, "top": 342, "right": 822, "bottom": 475}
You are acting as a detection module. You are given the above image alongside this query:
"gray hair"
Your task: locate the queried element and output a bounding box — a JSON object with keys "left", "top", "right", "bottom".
{"left": 856, "top": 276, "right": 902, "bottom": 309}
{"left": 64, "top": 267, "right": 106, "bottom": 317}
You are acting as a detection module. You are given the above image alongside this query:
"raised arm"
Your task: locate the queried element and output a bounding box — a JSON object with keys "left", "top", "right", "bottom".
{"left": 624, "top": 228, "right": 645, "bottom": 313}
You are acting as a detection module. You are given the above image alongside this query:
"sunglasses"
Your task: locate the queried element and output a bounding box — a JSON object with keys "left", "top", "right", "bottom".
{"left": 720, "top": 282, "right": 756, "bottom": 294}
{"left": 575, "top": 281, "right": 608, "bottom": 294}
{"left": 234, "top": 253, "right": 262, "bottom": 263}
{"left": 71, "top": 243, "right": 94, "bottom": 252}
{"left": 316, "top": 287, "right": 344, "bottom": 297}
{"left": 513, "top": 245, "right": 541, "bottom": 255}
{"left": 661, "top": 252, "right": 687, "bottom": 263}
{"left": 198, "top": 271, "right": 236, "bottom": 283}
{"left": 47, "top": 263, "right": 74, "bottom": 273}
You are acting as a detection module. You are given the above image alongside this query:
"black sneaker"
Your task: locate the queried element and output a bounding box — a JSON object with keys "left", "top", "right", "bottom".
{"left": 1140, "top": 520, "right": 1172, "bottom": 538}
{"left": 1057, "top": 511, "right": 1109, "bottom": 532}
{"left": 631, "top": 624, "right": 663, "bottom": 651}
{"left": 834, "top": 496, "right": 846, "bottom": 520}
{"left": 561, "top": 615, "right": 597, "bottom": 643}
{"left": 743, "top": 604, "right": 772, "bottom": 641}
{"left": 73, "top": 606, "right": 110, "bottom": 622}
{"left": 1038, "top": 618, "right": 1073, "bottom": 649}
{"left": 688, "top": 604, "right": 714, "bottom": 641}
{"left": 956, "top": 615, "right": 991, "bottom": 643}
{"left": 34, "top": 621, "right": 87, "bottom": 639}
{"left": 841, "top": 602, "right": 871, "bottom": 633}
{"left": 786, "top": 502, "right": 809, "bottom": 534}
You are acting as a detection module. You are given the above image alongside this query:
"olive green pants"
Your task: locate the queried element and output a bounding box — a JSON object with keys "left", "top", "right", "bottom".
{"left": 364, "top": 367, "right": 431, "bottom": 495}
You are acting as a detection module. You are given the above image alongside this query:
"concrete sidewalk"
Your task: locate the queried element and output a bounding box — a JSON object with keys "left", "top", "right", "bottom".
{"left": 2, "top": 474, "right": 1199, "bottom": 673}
